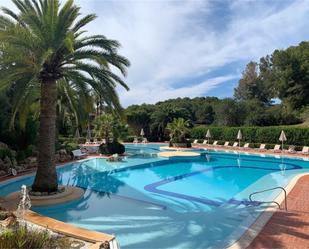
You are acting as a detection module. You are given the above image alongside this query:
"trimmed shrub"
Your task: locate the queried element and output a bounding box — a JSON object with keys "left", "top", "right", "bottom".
{"left": 0, "top": 148, "right": 13, "bottom": 160}
{"left": 122, "top": 136, "right": 135, "bottom": 143}
{"left": 99, "top": 141, "right": 125, "bottom": 155}
{"left": 64, "top": 143, "right": 79, "bottom": 153}
{"left": 189, "top": 125, "right": 309, "bottom": 146}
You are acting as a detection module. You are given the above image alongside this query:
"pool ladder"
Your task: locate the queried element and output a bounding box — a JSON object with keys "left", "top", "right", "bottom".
{"left": 249, "top": 186, "right": 287, "bottom": 211}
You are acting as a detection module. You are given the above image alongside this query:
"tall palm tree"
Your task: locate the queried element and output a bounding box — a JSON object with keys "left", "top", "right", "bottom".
{"left": 0, "top": 0, "right": 130, "bottom": 192}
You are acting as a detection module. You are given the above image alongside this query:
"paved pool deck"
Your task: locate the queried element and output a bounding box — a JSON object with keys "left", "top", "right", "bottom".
{"left": 247, "top": 175, "right": 309, "bottom": 249}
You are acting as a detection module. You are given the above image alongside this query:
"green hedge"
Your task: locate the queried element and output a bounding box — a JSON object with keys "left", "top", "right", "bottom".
{"left": 189, "top": 126, "right": 309, "bottom": 146}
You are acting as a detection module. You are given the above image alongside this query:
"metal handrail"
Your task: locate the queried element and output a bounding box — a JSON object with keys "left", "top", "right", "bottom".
{"left": 249, "top": 186, "right": 287, "bottom": 211}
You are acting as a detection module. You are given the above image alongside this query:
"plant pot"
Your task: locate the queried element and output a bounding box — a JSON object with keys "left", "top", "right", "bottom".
{"left": 171, "top": 143, "right": 191, "bottom": 148}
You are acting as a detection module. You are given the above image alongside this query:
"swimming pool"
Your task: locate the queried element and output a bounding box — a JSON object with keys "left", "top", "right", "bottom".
{"left": 1, "top": 143, "right": 309, "bottom": 248}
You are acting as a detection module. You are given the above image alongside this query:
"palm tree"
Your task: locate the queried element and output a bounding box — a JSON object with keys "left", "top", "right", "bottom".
{"left": 93, "top": 114, "right": 115, "bottom": 143}
{"left": 166, "top": 118, "right": 190, "bottom": 143}
{"left": 0, "top": 0, "right": 130, "bottom": 192}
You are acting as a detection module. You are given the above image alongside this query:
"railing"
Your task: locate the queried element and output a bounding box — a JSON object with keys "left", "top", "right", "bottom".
{"left": 249, "top": 186, "right": 287, "bottom": 211}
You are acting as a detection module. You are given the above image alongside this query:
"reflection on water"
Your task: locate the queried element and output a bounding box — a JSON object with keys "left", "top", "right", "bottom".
{"left": 2, "top": 145, "right": 309, "bottom": 249}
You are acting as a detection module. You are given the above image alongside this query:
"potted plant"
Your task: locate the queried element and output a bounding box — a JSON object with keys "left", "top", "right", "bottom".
{"left": 166, "top": 118, "right": 191, "bottom": 148}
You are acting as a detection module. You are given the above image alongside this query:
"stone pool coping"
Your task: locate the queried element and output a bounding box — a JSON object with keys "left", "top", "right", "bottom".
{"left": 226, "top": 172, "right": 309, "bottom": 249}
{"left": 2, "top": 186, "right": 84, "bottom": 208}
{"left": 23, "top": 210, "right": 114, "bottom": 243}
{"left": 158, "top": 150, "right": 200, "bottom": 158}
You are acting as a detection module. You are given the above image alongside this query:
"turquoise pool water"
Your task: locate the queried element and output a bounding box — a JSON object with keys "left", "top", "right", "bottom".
{"left": 1, "top": 144, "right": 309, "bottom": 248}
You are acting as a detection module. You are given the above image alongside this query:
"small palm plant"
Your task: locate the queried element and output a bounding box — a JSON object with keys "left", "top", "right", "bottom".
{"left": 0, "top": 0, "right": 130, "bottom": 192}
{"left": 93, "top": 114, "right": 116, "bottom": 143}
{"left": 166, "top": 118, "right": 190, "bottom": 147}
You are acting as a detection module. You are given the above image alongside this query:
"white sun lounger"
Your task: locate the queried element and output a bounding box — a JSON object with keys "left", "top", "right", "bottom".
{"left": 287, "top": 145, "right": 296, "bottom": 154}
{"left": 72, "top": 149, "right": 87, "bottom": 159}
{"left": 257, "top": 144, "right": 266, "bottom": 151}
{"left": 273, "top": 144, "right": 281, "bottom": 153}
{"left": 232, "top": 142, "right": 238, "bottom": 147}
{"left": 203, "top": 140, "right": 208, "bottom": 144}
{"left": 243, "top": 143, "right": 250, "bottom": 150}
{"left": 192, "top": 139, "right": 198, "bottom": 144}
{"left": 223, "top": 141, "right": 229, "bottom": 147}
{"left": 299, "top": 146, "right": 309, "bottom": 155}
{"left": 213, "top": 141, "right": 218, "bottom": 146}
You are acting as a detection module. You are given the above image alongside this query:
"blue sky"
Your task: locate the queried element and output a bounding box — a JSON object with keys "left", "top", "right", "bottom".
{"left": 1, "top": 0, "right": 309, "bottom": 106}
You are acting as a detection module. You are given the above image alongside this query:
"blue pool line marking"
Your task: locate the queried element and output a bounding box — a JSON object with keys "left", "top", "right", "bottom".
{"left": 78, "top": 186, "right": 167, "bottom": 210}
{"left": 144, "top": 162, "right": 302, "bottom": 207}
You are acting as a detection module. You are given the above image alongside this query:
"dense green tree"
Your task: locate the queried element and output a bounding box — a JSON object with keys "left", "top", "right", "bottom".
{"left": 0, "top": 0, "right": 129, "bottom": 192}
{"left": 215, "top": 98, "right": 246, "bottom": 126}
{"left": 194, "top": 104, "right": 215, "bottom": 124}
{"left": 125, "top": 104, "right": 154, "bottom": 136}
{"left": 150, "top": 104, "right": 191, "bottom": 139}
{"left": 234, "top": 61, "right": 270, "bottom": 103}
{"left": 271, "top": 42, "right": 309, "bottom": 110}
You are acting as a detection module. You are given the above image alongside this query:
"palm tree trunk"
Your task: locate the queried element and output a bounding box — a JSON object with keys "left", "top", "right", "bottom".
{"left": 32, "top": 80, "right": 58, "bottom": 192}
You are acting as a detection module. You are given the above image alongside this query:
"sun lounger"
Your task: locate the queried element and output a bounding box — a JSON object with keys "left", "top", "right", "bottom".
{"left": 72, "top": 149, "right": 87, "bottom": 159}
{"left": 192, "top": 139, "right": 198, "bottom": 144}
{"left": 223, "top": 141, "right": 229, "bottom": 147}
{"left": 202, "top": 140, "right": 208, "bottom": 144}
{"left": 273, "top": 144, "right": 281, "bottom": 153}
{"left": 133, "top": 137, "right": 138, "bottom": 144}
{"left": 212, "top": 141, "right": 218, "bottom": 146}
{"left": 256, "top": 144, "right": 266, "bottom": 151}
{"left": 299, "top": 146, "right": 309, "bottom": 155}
{"left": 142, "top": 138, "right": 148, "bottom": 144}
{"left": 232, "top": 142, "right": 238, "bottom": 147}
{"left": 287, "top": 145, "right": 296, "bottom": 154}
{"left": 243, "top": 143, "right": 250, "bottom": 150}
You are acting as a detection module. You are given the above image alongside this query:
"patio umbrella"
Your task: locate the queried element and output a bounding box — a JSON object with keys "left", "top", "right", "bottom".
{"left": 86, "top": 126, "right": 92, "bottom": 141}
{"left": 279, "top": 130, "right": 287, "bottom": 154}
{"left": 140, "top": 128, "right": 145, "bottom": 137}
{"left": 237, "top": 129, "right": 242, "bottom": 150}
{"left": 75, "top": 128, "right": 80, "bottom": 139}
{"left": 205, "top": 129, "right": 211, "bottom": 144}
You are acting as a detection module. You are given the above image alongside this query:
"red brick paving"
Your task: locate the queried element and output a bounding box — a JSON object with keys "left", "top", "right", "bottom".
{"left": 248, "top": 175, "right": 309, "bottom": 249}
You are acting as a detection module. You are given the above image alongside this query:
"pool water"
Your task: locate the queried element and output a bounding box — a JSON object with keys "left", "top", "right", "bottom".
{"left": 1, "top": 144, "right": 309, "bottom": 249}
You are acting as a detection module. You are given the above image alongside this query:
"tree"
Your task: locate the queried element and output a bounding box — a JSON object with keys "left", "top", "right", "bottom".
{"left": 151, "top": 104, "right": 191, "bottom": 138}
{"left": 234, "top": 61, "right": 270, "bottom": 103}
{"left": 126, "top": 104, "right": 154, "bottom": 136}
{"left": 271, "top": 42, "right": 309, "bottom": 110}
{"left": 214, "top": 98, "right": 245, "bottom": 126}
{"left": 0, "top": 0, "right": 130, "bottom": 192}
{"left": 194, "top": 104, "right": 215, "bottom": 124}
{"left": 93, "top": 114, "right": 128, "bottom": 142}
{"left": 166, "top": 118, "right": 190, "bottom": 143}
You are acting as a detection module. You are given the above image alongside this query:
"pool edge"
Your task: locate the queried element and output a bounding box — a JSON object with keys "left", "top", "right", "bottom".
{"left": 226, "top": 172, "right": 309, "bottom": 249}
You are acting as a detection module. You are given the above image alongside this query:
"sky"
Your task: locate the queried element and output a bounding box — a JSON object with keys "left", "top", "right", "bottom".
{"left": 1, "top": 0, "right": 309, "bottom": 107}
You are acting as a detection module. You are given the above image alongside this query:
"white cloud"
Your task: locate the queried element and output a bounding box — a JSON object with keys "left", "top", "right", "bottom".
{"left": 75, "top": 0, "right": 309, "bottom": 106}
{"left": 1, "top": 0, "right": 309, "bottom": 106}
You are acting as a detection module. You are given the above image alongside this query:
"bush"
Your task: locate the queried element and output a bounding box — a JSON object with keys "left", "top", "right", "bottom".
{"left": 99, "top": 141, "right": 125, "bottom": 155}
{"left": 189, "top": 125, "right": 309, "bottom": 146}
{"left": 0, "top": 148, "right": 13, "bottom": 160}
{"left": 0, "top": 224, "right": 77, "bottom": 249}
{"left": 122, "top": 136, "right": 135, "bottom": 143}
{"left": 64, "top": 142, "right": 79, "bottom": 153}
